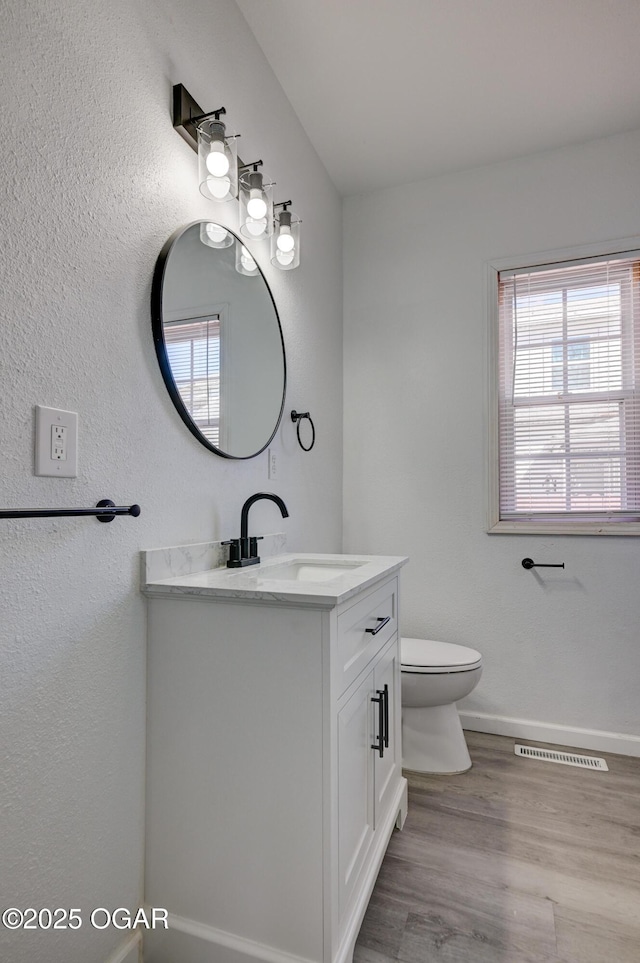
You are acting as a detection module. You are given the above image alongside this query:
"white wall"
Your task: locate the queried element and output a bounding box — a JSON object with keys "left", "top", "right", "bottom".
{"left": 344, "top": 130, "right": 640, "bottom": 742}
{"left": 0, "top": 1, "right": 342, "bottom": 961}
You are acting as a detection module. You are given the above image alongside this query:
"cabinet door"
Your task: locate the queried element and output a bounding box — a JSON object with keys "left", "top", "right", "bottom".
{"left": 337, "top": 669, "right": 375, "bottom": 919}
{"left": 373, "top": 639, "right": 401, "bottom": 828}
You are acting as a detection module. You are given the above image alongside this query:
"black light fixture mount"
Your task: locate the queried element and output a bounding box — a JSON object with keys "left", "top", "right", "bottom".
{"left": 239, "top": 159, "right": 263, "bottom": 173}
{"left": 172, "top": 84, "right": 234, "bottom": 153}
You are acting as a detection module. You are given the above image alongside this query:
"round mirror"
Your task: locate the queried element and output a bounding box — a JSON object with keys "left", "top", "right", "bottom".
{"left": 151, "top": 221, "right": 286, "bottom": 459}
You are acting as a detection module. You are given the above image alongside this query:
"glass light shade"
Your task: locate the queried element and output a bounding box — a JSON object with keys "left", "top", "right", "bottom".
{"left": 235, "top": 240, "right": 260, "bottom": 277}
{"left": 197, "top": 119, "right": 238, "bottom": 203}
{"left": 270, "top": 210, "right": 301, "bottom": 270}
{"left": 239, "top": 169, "right": 274, "bottom": 239}
{"left": 200, "top": 221, "right": 234, "bottom": 249}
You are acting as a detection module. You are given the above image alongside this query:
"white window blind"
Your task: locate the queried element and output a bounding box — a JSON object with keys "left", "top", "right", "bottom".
{"left": 164, "top": 316, "right": 222, "bottom": 447}
{"left": 498, "top": 254, "right": 640, "bottom": 525}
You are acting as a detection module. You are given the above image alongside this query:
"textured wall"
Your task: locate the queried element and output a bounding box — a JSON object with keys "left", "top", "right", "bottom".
{"left": 344, "top": 129, "right": 640, "bottom": 738}
{"left": 0, "top": 1, "right": 342, "bottom": 961}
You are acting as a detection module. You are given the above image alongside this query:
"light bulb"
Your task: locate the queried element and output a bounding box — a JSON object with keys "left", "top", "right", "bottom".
{"left": 276, "top": 228, "right": 295, "bottom": 253}
{"left": 206, "top": 140, "right": 230, "bottom": 177}
{"left": 245, "top": 217, "right": 267, "bottom": 238}
{"left": 207, "top": 175, "right": 231, "bottom": 200}
{"left": 205, "top": 223, "right": 229, "bottom": 244}
{"left": 275, "top": 249, "right": 295, "bottom": 267}
{"left": 247, "top": 189, "right": 267, "bottom": 220}
{"left": 241, "top": 247, "right": 257, "bottom": 272}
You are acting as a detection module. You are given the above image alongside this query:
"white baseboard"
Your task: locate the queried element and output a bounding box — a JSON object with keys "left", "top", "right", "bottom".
{"left": 143, "top": 782, "right": 408, "bottom": 963}
{"left": 143, "top": 915, "right": 317, "bottom": 963}
{"left": 460, "top": 711, "right": 640, "bottom": 758}
{"left": 104, "top": 931, "right": 141, "bottom": 963}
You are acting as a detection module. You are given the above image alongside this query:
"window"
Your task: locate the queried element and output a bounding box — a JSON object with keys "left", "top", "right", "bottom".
{"left": 164, "top": 315, "right": 222, "bottom": 447}
{"left": 491, "top": 250, "right": 640, "bottom": 533}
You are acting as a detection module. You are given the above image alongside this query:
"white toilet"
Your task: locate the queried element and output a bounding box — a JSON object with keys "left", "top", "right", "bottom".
{"left": 401, "top": 637, "right": 483, "bottom": 774}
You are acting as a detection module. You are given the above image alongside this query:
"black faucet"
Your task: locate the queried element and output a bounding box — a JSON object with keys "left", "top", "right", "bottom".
{"left": 223, "top": 492, "right": 289, "bottom": 568}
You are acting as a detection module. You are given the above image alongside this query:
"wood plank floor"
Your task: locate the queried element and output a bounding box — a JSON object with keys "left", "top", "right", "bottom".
{"left": 354, "top": 731, "right": 640, "bottom": 963}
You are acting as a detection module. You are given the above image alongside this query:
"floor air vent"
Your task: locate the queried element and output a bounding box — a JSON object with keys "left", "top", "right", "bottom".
{"left": 514, "top": 744, "right": 608, "bottom": 771}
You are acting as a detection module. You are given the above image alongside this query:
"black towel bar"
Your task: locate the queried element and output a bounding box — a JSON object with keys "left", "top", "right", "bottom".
{"left": 0, "top": 500, "right": 141, "bottom": 523}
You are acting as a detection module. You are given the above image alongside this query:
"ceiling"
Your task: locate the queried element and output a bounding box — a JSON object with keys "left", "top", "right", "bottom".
{"left": 235, "top": 0, "right": 640, "bottom": 196}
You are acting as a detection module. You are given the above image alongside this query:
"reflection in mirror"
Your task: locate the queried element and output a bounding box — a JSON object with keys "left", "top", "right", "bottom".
{"left": 152, "top": 222, "right": 286, "bottom": 459}
{"left": 164, "top": 315, "right": 222, "bottom": 448}
{"left": 200, "top": 221, "right": 233, "bottom": 249}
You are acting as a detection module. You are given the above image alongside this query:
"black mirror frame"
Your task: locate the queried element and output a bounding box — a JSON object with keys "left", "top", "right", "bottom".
{"left": 151, "top": 221, "right": 287, "bottom": 460}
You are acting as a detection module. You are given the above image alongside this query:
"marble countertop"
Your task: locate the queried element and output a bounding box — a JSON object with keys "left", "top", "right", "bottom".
{"left": 141, "top": 547, "right": 408, "bottom": 608}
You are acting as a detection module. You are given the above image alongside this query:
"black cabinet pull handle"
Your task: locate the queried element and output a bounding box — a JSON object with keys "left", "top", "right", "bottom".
{"left": 365, "top": 616, "right": 391, "bottom": 636}
{"left": 382, "top": 683, "right": 389, "bottom": 748}
{"left": 371, "top": 691, "right": 385, "bottom": 758}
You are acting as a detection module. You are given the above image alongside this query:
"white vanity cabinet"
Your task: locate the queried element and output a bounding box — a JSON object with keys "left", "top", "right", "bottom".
{"left": 143, "top": 552, "right": 408, "bottom": 963}
{"left": 337, "top": 637, "right": 401, "bottom": 922}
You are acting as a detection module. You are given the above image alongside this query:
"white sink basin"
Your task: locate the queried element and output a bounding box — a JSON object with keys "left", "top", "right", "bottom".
{"left": 260, "top": 559, "right": 366, "bottom": 582}
{"left": 142, "top": 547, "right": 408, "bottom": 605}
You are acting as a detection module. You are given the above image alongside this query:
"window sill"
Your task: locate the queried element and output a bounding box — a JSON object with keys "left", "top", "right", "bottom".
{"left": 488, "top": 520, "right": 640, "bottom": 536}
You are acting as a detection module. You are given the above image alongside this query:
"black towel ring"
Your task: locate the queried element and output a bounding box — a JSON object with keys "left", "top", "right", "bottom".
{"left": 291, "top": 410, "right": 316, "bottom": 452}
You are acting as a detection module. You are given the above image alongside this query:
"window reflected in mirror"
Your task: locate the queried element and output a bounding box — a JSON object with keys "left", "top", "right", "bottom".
{"left": 164, "top": 315, "right": 222, "bottom": 449}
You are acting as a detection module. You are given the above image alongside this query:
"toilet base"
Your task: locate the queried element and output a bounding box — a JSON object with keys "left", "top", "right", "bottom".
{"left": 402, "top": 703, "right": 472, "bottom": 774}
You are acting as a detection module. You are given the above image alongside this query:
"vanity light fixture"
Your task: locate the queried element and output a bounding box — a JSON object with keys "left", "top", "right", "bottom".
{"left": 239, "top": 161, "right": 274, "bottom": 240}
{"left": 271, "top": 202, "right": 301, "bottom": 271}
{"left": 172, "top": 84, "right": 238, "bottom": 202}
{"left": 172, "top": 84, "right": 301, "bottom": 270}
{"left": 200, "top": 222, "right": 234, "bottom": 249}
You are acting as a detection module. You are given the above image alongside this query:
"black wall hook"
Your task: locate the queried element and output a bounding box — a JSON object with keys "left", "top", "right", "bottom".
{"left": 291, "top": 410, "right": 316, "bottom": 452}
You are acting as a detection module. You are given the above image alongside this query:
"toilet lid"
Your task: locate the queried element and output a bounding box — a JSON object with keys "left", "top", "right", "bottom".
{"left": 401, "top": 637, "right": 482, "bottom": 674}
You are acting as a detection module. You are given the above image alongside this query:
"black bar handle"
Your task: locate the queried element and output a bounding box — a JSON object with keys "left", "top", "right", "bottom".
{"left": 365, "top": 615, "right": 391, "bottom": 636}
{"left": 371, "top": 691, "right": 385, "bottom": 758}
{"left": 522, "top": 558, "right": 565, "bottom": 570}
{"left": 0, "top": 500, "right": 140, "bottom": 523}
{"left": 382, "top": 683, "right": 389, "bottom": 749}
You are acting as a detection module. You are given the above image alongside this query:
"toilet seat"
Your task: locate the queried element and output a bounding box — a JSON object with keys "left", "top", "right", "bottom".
{"left": 401, "top": 637, "right": 482, "bottom": 674}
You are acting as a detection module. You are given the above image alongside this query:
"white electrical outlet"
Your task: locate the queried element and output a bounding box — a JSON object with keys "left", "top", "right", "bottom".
{"left": 51, "top": 425, "right": 67, "bottom": 461}
{"left": 35, "top": 406, "right": 78, "bottom": 477}
{"left": 268, "top": 448, "right": 278, "bottom": 480}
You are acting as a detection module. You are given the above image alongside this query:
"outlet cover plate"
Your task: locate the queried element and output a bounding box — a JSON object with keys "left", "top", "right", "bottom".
{"left": 35, "top": 406, "right": 78, "bottom": 477}
{"left": 268, "top": 448, "right": 278, "bottom": 480}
